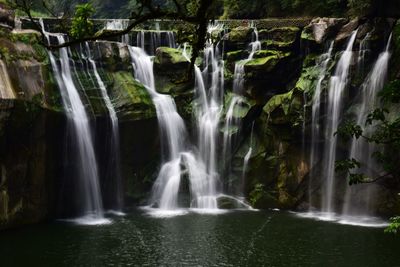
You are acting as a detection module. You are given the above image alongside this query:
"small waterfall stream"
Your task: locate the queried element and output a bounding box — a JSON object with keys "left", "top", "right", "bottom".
{"left": 321, "top": 30, "right": 357, "bottom": 217}
{"left": 84, "top": 42, "right": 123, "bottom": 212}
{"left": 48, "top": 35, "right": 107, "bottom": 223}
{"left": 194, "top": 41, "right": 225, "bottom": 209}
{"left": 128, "top": 46, "right": 188, "bottom": 210}
{"left": 129, "top": 45, "right": 222, "bottom": 213}
{"left": 308, "top": 41, "right": 334, "bottom": 206}
{"left": 222, "top": 26, "right": 261, "bottom": 191}
{"left": 341, "top": 34, "right": 392, "bottom": 217}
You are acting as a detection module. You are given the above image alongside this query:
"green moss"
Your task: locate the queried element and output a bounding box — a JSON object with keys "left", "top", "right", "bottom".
{"left": 263, "top": 90, "right": 294, "bottom": 115}
{"left": 259, "top": 27, "right": 300, "bottom": 43}
{"left": 263, "top": 39, "right": 294, "bottom": 50}
{"left": 294, "top": 65, "right": 320, "bottom": 94}
{"left": 300, "top": 28, "right": 315, "bottom": 41}
{"left": 228, "top": 26, "right": 252, "bottom": 42}
{"left": 253, "top": 49, "right": 284, "bottom": 59}
{"left": 226, "top": 50, "right": 248, "bottom": 63}
{"left": 154, "top": 47, "right": 188, "bottom": 65}
{"left": 111, "top": 71, "right": 155, "bottom": 121}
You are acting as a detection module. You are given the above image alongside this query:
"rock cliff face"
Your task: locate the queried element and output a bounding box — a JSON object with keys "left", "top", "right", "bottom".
{"left": 1, "top": 7, "right": 399, "bottom": 229}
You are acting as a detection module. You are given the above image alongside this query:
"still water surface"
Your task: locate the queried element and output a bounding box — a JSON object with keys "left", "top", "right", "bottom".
{"left": 1, "top": 209, "right": 399, "bottom": 266}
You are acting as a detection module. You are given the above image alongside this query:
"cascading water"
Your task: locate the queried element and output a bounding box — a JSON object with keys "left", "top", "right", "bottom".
{"left": 222, "top": 26, "right": 261, "bottom": 183}
{"left": 128, "top": 45, "right": 220, "bottom": 212}
{"left": 136, "top": 30, "right": 176, "bottom": 54}
{"left": 0, "top": 60, "right": 16, "bottom": 99}
{"left": 128, "top": 46, "right": 186, "bottom": 210}
{"left": 104, "top": 19, "right": 130, "bottom": 44}
{"left": 166, "top": 31, "right": 176, "bottom": 48}
{"left": 341, "top": 34, "right": 392, "bottom": 217}
{"left": 321, "top": 30, "right": 357, "bottom": 217}
{"left": 193, "top": 41, "right": 225, "bottom": 209}
{"left": 241, "top": 122, "right": 255, "bottom": 196}
{"left": 357, "top": 32, "right": 371, "bottom": 75}
{"left": 40, "top": 20, "right": 108, "bottom": 224}
{"left": 308, "top": 41, "right": 334, "bottom": 207}
{"left": 84, "top": 42, "right": 123, "bottom": 212}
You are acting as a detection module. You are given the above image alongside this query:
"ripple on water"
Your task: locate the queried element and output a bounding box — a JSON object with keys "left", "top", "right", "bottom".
{"left": 294, "top": 211, "right": 389, "bottom": 228}
{"left": 60, "top": 214, "right": 112, "bottom": 226}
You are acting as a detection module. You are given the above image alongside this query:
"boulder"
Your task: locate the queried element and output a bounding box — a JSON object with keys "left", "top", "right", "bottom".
{"left": 0, "top": 4, "right": 14, "bottom": 28}
{"left": 154, "top": 47, "right": 189, "bottom": 72}
{"left": 109, "top": 71, "right": 156, "bottom": 121}
{"left": 227, "top": 26, "right": 253, "bottom": 43}
{"left": 259, "top": 27, "right": 300, "bottom": 43}
{"left": 224, "top": 26, "right": 253, "bottom": 50}
{"left": 303, "top": 17, "right": 348, "bottom": 44}
{"left": 335, "top": 18, "right": 360, "bottom": 43}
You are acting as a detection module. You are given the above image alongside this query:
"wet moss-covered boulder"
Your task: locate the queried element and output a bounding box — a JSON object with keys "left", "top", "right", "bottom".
{"left": 225, "top": 50, "right": 249, "bottom": 70}
{"left": 154, "top": 47, "right": 189, "bottom": 72}
{"left": 259, "top": 27, "right": 300, "bottom": 52}
{"left": 225, "top": 26, "right": 253, "bottom": 51}
{"left": 262, "top": 88, "right": 303, "bottom": 126}
{"left": 110, "top": 71, "right": 156, "bottom": 121}
{"left": 227, "top": 26, "right": 253, "bottom": 43}
{"left": 244, "top": 52, "right": 290, "bottom": 83}
{"left": 260, "top": 27, "right": 300, "bottom": 43}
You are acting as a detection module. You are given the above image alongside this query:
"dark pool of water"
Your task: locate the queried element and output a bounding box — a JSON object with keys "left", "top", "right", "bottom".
{"left": 1, "top": 209, "right": 399, "bottom": 266}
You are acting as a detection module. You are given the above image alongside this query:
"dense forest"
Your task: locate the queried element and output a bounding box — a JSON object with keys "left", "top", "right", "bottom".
{"left": 24, "top": 0, "right": 400, "bottom": 19}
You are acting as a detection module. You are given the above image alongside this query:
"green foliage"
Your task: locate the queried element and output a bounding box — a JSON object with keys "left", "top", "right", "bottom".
{"left": 335, "top": 159, "right": 369, "bottom": 185}
{"left": 385, "top": 216, "right": 400, "bottom": 234}
{"left": 221, "top": 0, "right": 347, "bottom": 19}
{"left": 249, "top": 183, "right": 266, "bottom": 206}
{"left": 335, "top": 120, "right": 363, "bottom": 140}
{"left": 69, "top": 3, "right": 95, "bottom": 39}
{"left": 379, "top": 80, "right": 400, "bottom": 104}
{"left": 347, "top": 0, "right": 372, "bottom": 16}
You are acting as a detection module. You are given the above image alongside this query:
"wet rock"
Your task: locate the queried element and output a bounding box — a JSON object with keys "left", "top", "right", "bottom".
{"left": 303, "top": 17, "right": 348, "bottom": 44}
{"left": 109, "top": 71, "right": 155, "bottom": 121}
{"left": 0, "top": 4, "right": 15, "bottom": 28}
{"left": 335, "top": 18, "right": 360, "bottom": 44}
{"left": 154, "top": 47, "right": 189, "bottom": 72}
{"left": 259, "top": 27, "right": 300, "bottom": 43}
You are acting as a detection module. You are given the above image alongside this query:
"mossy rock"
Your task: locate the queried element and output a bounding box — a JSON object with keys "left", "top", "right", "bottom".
{"left": 110, "top": 71, "right": 155, "bottom": 121}
{"left": 227, "top": 26, "right": 253, "bottom": 43}
{"left": 252, "top": 49, "right": 285, "bottom": 59}
{"left": 262, "top": 40, "right": 295, "bottom": 51}
{"left": 223, "top": 92, "right": 256, "bottom": 120}
{"left": 154, "top": 47, "right": 189, "bottom": 72}
{"left": 262, "top": 88, "right": 303, "bottom": 126}
{"left": 259, "top": 27, "right": 300, "bottom": 43}
{"left": 244, "top": 55, "right": 280, "bottom": 71}
{"left": 226, "top": 50, "right": 249, "bottom": 66}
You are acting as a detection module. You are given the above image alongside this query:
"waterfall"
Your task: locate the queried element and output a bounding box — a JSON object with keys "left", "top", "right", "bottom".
{"left": 137, "top": 31, "right": 145, "bottom": 49}
{"left": 341, "top": 34, "right": 392, "bottom": 216}
{"left": 194, "top": 41, "right": 225, "bottom": 208}
{"left": 222, "top": 96, "right": 242, "bottom": 164}
{"left": 321, "top": 30, "right": 357, "bottom": 216}
{"left": 308, "top": 41, "right": 334, "bottom": 207}
{"left": 128, "top": 46, "right": 221, "bottom": 212}
{"left": 166, "top": 31, "right": 176, "bottom": 48}
{"left": 0, "top": 60, "right": 16, "bottom": 99}
{"left": 357, "top": 32, "right": 371, "bottom": 75}
{"left": 222, "top": 26, "right": 260, "bottom": 192}
{"left": 84, "top": 42, "right": 123, "bottom": 212}
{"left": 104, "top": 19, "right": 130, "bottom": 44}
{"left": 136, "top": 30, "right": 176, "bottom": 54}
{"left": 241, "top": 122, "right": 255, "bottom": 196}
{"left": 41, "top": 20, "right": 108, "bottom": 224}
